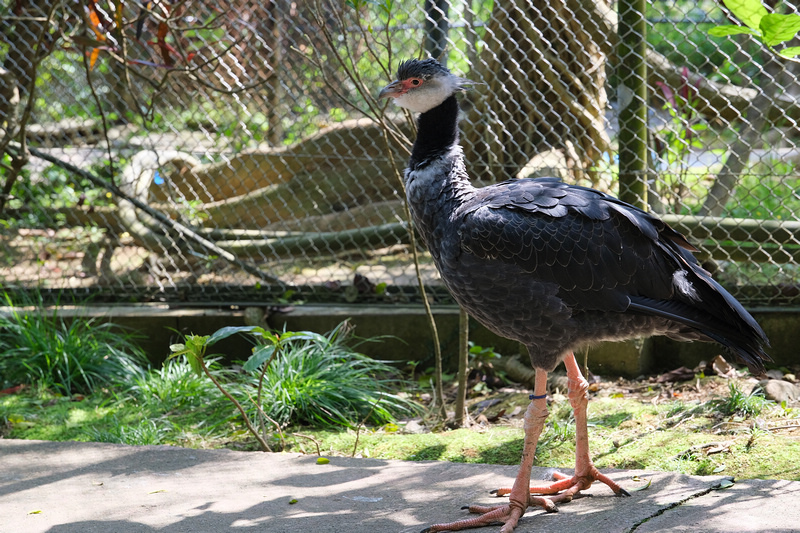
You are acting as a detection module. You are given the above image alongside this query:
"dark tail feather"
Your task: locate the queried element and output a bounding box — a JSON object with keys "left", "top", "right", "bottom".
{"left": 628, "top": 297, "right": 771, "bottom": 375}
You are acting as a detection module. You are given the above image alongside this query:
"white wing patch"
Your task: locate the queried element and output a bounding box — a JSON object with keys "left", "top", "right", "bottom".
{"left": 673, "top": 270, "right": 700, "bottom": 301}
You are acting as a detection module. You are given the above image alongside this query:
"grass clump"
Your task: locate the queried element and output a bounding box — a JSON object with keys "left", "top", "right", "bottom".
{"left": 87, "top": 418, "right": 174, "bottom": 446}
{"left": 715, "top": 382, "right": 771, "bottom": 418}
{"left": 123, "top": 356, "right": 225, "bottom": 412}
{"left": 0, "top": 293, "right": 148, "bottom": 395}
{"left": 250, "top": 321, "right": 418, "bottom": 428}
{"left": 168, "top": 320, "right": 420, "bottom": 450}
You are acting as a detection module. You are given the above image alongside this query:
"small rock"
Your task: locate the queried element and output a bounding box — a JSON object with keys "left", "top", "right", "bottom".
{"left": 402, "top": 419, "right": 427, "bottom": 434}
{"left": 785, "top": 373, "right": 797, "bottom": 383}
{"left": 757, "top": 380, "right": 800, "bottom": 403}
{"left": 765, "top": 369, "right": 786, "bottom": 380}
{"left": 550, "top": 375, "right": 569, "bottom": 392}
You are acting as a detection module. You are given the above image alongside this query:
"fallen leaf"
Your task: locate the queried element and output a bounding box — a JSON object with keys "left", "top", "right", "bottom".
{"left": 0, "top": 384, "right": 26, "bottom": 395}
{"left": 714, "top": 477, "right": 735, "bottom": 490}
{"left": 710, "top": 355, "right": 736, "bottom": 378}
{"left": 657, "top": 367, "right": 695, "bottom": 383}
{"left": 628, "top": 477, "right": 652, "bottom": 492}
{"left": 289, "top": 499, "right": 298, "bottom": 504}
{"left": 28, "top": 510, "right": 42, "bottom": 515}
{"left": 316, "top": 457, "right": 330, "bottom": 465}
{"left": 148, "top": 489, "right": 167, "bottom": 494}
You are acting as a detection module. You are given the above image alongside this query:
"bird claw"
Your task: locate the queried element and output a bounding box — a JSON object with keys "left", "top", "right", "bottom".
{"left": 419, "top": 502, "right": 524, "bottom": 533}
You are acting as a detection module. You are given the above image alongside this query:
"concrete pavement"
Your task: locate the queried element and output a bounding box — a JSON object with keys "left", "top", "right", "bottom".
{"left": 1, "top": 439, "right": 799, "bottom": 532}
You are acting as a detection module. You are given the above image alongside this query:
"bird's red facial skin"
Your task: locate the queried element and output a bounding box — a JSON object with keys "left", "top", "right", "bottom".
{"left": 379, "top": 77, "right": 424, "bottom": 99}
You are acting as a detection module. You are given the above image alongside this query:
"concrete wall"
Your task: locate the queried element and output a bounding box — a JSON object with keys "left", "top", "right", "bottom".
{"left": 24, "top": 303, "right": 799, "bottom": 377}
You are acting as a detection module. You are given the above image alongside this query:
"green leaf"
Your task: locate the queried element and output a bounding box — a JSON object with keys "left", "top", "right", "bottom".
{"left": 242, "top": 345, "right": 276, "bottom": 373}
{"left": 206, "top": 326, "right": 257, "bottom": 347}
{"left": 708, "top": 25, "right": 760, "bottom": 38}
{"left": 180, "top": 335, "right": 209, "bottom": 376}
{"left": 628, "top": 477, "right": 652, "bottom": 492}
{"left": 714, "top": 477, "right": 735, "bottom": 490}
{"left": 760, "top": 13, "right": 800, "bottom": 46}
{"left": 723, "top": 0, "right": 768, "bottom": 30}
{"left": 316, "top": 457, "right": 330, "bottom": 464}
{"left": 278, "top": 331, "right": 327, "bottom": 344}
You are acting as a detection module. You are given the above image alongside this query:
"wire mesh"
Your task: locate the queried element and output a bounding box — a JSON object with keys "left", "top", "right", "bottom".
{"left": 1, "top": 0, "right": 799, "bottom": 307}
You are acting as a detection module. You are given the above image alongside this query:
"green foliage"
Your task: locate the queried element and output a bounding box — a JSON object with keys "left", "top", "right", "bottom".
{"left": 242, "top": 321, "right": 419, "bottom": 428}
{"left": 87, "top": 418, "right": 173, "bottom": 446}
{"left": 725, "top": 161, "right": 800, "bottom": 219}
{"left": 709, "top": 0, "right": 800, "bottom": 58}
{"left": 653, "top": 68, "right": 709, "bottom": 212}
{"left": 3, "top": 160, "right": 115, "bottom": 229}
{"left": 715, "top": 382, "right": 771, "bottom": 417}
{"left": 0, "top": 293, "right": 148, "bottom": 396}
{"left": 124, "top": 356, "right": 225, "bottom": 412}
{"left": 645, "top": 2, "right": 746, "bottom": 79}
{"left": 170, "top": 321, "right": 419, "bottom": 431}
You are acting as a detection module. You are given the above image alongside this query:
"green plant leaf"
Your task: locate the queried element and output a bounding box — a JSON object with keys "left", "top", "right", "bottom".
{"left": 206, "top": 326, "right": 258, "bottom": 346}
{"left": 243, "top": 345, "right": 276, "bottom": 373}
{"left": 180, "top": 336, "right": 209, "bottom": 376}
{"left": 628, "top": 476, "right": 652, "bottom": 492}
{"left": 723, "top": 0, "right": 768, "bottom": 30}
{"left": 779, "top": 46, "right": 800, "bottom": 57}
{"left": 760, "top": 13, "right": 800, "bottom": 46}
{"left": 708, "top": 25, "right": 760, "bottom": 38}
{"left": 714, "top": 477, "right": 735, "bottom": 490}
{"left": 278, "top": 331, "right": 328, "bottom": 343}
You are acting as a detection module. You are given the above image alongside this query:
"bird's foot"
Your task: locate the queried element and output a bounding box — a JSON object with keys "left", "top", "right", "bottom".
{"left": 493, "top": 469, "right": 631, "bottom": 503}
{"left": 420, "top": 495, "right": 557, "bottom": 533}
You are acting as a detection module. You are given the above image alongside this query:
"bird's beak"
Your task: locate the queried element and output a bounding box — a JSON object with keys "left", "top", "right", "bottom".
{"left": 378, "top": 80, "right": 403, "bottom": 99}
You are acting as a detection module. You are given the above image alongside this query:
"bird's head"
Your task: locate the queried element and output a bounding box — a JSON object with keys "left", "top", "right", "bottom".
{"left": 378, "top": 58, "right": 469, "bottom": 114}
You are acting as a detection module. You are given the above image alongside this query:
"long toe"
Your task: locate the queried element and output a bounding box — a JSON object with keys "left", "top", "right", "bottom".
{"left": 420, "top": 503, "right": 515, "bottom": 532}
{"left": 493, "top": 469, "right": 627, "bottom": 501}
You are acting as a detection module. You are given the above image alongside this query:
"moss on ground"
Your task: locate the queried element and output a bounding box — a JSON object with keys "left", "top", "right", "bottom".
{"left": 3, "top": 382, "right": 799, "bottom": 481}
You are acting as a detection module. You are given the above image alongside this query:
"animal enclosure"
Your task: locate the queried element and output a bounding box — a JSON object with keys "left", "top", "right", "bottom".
{"left": 1, "top": 0, "right": 799, "bottom": 307}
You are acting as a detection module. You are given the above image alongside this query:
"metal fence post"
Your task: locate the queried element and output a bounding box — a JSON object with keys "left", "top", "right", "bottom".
{"left": 424, "top": 0, "right": 449, "bottom": 63}
{"left": 617, "top": 0, "right": 648, "bottom": 209}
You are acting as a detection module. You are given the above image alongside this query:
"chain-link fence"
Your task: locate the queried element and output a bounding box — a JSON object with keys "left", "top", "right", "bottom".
{"left": 1, "top": 0, "right": 799, "bottom": 307}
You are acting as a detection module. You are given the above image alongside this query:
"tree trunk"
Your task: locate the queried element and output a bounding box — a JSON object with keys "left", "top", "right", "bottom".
{"left": 462, "top": 0, "right": 611, "bottom": 184}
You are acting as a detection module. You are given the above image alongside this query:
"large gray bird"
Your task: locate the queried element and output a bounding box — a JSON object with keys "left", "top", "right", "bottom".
{"left": 379, "top": 58, "right": 770, "bottom": 533}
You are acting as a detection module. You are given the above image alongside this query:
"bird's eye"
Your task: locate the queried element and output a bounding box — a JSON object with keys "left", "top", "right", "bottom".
{"left": 410, "top": 78, "right": 422, "bottom": 86}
